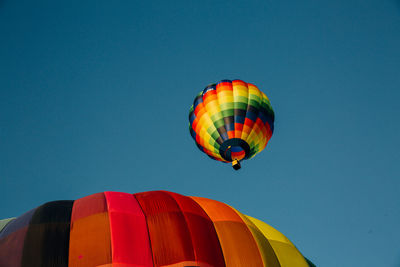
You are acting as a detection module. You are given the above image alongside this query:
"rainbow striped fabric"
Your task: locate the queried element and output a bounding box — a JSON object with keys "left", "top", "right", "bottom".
{"left": 189, "top": 80, "right": 275, "bottom": 163}
{"left": 0, "top": 191, "right": 312, "bottom": 267}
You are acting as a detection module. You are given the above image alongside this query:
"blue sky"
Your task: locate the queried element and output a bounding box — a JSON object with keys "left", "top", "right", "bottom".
{"left": 1, "top": 0, "right": 400, "bottom": 266}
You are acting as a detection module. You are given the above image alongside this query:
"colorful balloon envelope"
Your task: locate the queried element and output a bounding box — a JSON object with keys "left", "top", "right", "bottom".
{"left": 0, "top": 191, "right": 314, "bottom": 267}
{"left": 189, "top": 80, "right": 274, "bottom": 170}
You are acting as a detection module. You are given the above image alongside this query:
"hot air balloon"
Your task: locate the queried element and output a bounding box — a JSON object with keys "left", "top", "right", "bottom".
{"left": 189, "top": 80, "right": 274, "bottom": 170}
{"left": 0, "top": 191, "right": 314, "bottom": 267}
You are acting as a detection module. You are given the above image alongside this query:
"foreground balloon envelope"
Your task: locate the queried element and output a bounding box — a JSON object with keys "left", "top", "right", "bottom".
{"left": 189, "top": 80, "right": 274, "bottom": 168}
{"left": 0, "top": 191, "right": 312, "bottom": 267}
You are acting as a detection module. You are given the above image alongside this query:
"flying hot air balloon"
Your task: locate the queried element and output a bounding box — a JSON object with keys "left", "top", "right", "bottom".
{"left": 189, "top": 80, "right": 275, "bottom": 170}
{"left": 0, "top": 191, "right": 314, "bottom": 267}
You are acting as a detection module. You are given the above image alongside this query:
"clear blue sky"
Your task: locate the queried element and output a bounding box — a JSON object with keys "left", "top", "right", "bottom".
{"left": 1, "top": 0, "right": 399, "bottom": 266}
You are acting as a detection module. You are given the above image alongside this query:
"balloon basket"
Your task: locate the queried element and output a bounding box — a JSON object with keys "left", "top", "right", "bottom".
{"left": 232, "top": 159, "right": 241, "bottom": 170}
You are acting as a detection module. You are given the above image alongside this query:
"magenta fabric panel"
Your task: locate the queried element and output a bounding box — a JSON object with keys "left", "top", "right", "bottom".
{"left": 104, "top": 192, "right": 153, "bottom": 266}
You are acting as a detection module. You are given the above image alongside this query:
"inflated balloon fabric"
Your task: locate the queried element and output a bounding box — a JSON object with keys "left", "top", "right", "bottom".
{"left": 0, "top": 191, "right": 311, "bottom": 267}
{"left": 189, "top": 80, "right": 274, "bottom": 163}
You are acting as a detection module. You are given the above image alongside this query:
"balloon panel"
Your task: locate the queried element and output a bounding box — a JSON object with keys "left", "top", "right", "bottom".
{"left": 191, "top": 196, "right": 265, "bottom": 266}
{"left": 69, "top": 192, "right": 111, "bottom": 267}
{"left": 105, "top": 192, "right": 153, "bottom": 266}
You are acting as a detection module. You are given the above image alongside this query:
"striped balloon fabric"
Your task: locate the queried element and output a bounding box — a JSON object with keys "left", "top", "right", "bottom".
{"left": 0, "top": 191, "right": 313, "bottom": 267}
{"left": 189, "top": 80, "right": 274, "bottom": 168}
